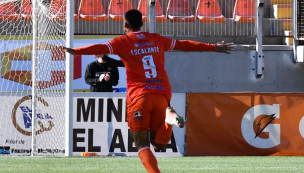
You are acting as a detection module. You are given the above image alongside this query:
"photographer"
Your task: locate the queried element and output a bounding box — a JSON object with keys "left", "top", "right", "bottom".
{"left": 84, "top": 54, "right": 119, "bottom": 92}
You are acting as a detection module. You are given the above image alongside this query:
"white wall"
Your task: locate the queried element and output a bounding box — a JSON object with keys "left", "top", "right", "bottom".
{"left": 165, "top": 46, "right": 304, "bottom": 93}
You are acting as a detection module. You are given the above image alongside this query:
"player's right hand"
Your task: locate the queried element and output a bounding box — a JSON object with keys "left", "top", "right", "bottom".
{"left": 60, "top": 46, "right": 76, "bottom": 55}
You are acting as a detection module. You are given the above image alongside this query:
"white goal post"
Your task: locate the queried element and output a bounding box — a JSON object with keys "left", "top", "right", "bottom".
{"left": 0, "top": 0, "right": 73, "bottom": 156}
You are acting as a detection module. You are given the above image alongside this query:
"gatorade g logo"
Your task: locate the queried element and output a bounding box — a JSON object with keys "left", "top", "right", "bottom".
{"left": 299, "top": 116, "right": 304, "bottom": 139}
{"left": 241, "top": 104, "right": 280, "bottom": 149}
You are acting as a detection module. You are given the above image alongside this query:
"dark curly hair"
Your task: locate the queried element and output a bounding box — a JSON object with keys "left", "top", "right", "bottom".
{"left": 124, "top": 9, "right": 143, "bottom": 31}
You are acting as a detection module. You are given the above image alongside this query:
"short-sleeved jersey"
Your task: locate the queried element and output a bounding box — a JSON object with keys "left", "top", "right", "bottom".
{"left": 106, "top": 31, "right": 175, "bottom": 103}
{"left": 73, "top": 31, "right": 216, "bottom": 103}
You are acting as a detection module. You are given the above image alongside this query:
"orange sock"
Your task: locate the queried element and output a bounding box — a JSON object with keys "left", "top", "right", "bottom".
{"left": 154, "top": 122, "right": 173, "bottom": 145}
{"left": 138, "top": 147, "right": 161, "bottom": 173}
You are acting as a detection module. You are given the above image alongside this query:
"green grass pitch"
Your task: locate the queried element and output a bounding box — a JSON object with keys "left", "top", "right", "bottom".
{"left": 1, "top": 156, "right": 304, "bottom": 173}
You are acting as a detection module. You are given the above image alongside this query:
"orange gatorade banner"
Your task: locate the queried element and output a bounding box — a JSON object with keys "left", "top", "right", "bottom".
{"left": 186, "top": 93, "right": 304, "bottom": 156}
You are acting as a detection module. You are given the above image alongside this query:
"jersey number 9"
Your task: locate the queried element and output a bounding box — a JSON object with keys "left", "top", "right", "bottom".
{"left": 142, "top": 55, "right": 157, "bottom": 79}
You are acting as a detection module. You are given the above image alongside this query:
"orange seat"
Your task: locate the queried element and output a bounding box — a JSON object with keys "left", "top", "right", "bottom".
{"left": 271, "top": 0, "right": 292, "bottom": 5}
{"left": 0, "top": 2, "right": 19, "bottom": 21}
{"left": 166, "top": 0, "right": 195, "bottom": 22}
{"left": 49, "top": 0, "right": 78, "bottom": 21}
{"left": 282, "top": 19, "right": 291, "bottom": 31}
{"left": 233, "top": 0, "right": 255, "bottom": 22}
{"left": 196, "top": 0, "right": 225, "bottom": 23}
{"left": 78, "top": 0, "right": 107, "bottom": 22}
{"left": 20, "top": 0, "right": 32, "bottom": 21}
{"left": 138, "top": 0, "right": 166, "bottom": 22}
{"left": 273, "top": 4, "right": 292, "bottom": 19}
{"left": 108, "top": 0, "right": 133, "bottom": 22}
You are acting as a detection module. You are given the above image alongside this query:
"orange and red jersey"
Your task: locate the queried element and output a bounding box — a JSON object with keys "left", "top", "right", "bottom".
{"left": 73, "top": 31, "right": 215, "bottom": 103}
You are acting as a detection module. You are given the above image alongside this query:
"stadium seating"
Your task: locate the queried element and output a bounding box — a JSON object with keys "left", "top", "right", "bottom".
{"left": 233, "top": 0, "right": 255, "bottom": 22}
{"left": 138, "top": 0, "right": 166, "bottom": 22}
{"left": 166, "top": 0, "right": 195, "bottom": 22}
{"left": 271, "top": 0, "right": 292, "bottom": 45}
{"left": 20, "top": 0, "right": 32, "bottom": 21}
{"left": 78, "top": 0, "right": 107, "bottom": 22}
{"left": 272, "top": 4, "right": 292, "bottom": 19}
{"left": 0, "top": 2, "right": 19, "bottom": 21}
{"left": 49, "top": 0, "right": 78, "bottom": 21}
{"left": 108, "top": 0, "right": 133, "bottom": 22}
{"left": 271, "top": 0, "right": 292, "bottom": 5}
{"left": 195, "top": 0, "right": 225, "bottom": 23}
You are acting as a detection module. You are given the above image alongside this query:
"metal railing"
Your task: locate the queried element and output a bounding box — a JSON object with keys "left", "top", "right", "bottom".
{"left": 0, "top": 0, "right": 296, "bottom": 44}
{"left": 73, "top": 0, "right": 293, "bottom": 38}
{"left": 295, "top": 0, "right": 304, "bottom": 39}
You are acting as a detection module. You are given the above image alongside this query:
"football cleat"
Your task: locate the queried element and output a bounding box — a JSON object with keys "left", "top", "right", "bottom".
{"left": 165, "top": 106, "right": 185, "bottom": 128}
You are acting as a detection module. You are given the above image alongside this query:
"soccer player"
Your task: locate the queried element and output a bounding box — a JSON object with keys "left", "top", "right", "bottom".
{"left": 62, "top": 9, "right": 233, "bottom": 173}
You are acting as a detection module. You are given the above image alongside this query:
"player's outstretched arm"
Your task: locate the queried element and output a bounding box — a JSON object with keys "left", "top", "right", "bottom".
{"left": 60, "top": 44, "right": 110, "bottom": 55}
{"left": 171, "top": 39, "right": 234, "bottom": 54}
{"left": 215, "top": 41, "right": 234, "bottom": 54}
{"left": 172, "top": 40, "right": 216, "bottom": 51}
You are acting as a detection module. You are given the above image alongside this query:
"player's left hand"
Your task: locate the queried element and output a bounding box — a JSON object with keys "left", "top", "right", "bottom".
{"left": 215, "top": 41, "right": 234, "bottom": 54}
{"left": 104, "top": 73, "right": 110, "bottom": 81}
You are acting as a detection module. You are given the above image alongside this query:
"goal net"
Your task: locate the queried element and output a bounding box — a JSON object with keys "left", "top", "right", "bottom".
{"left": 0, "top": 0, "right": 70, "bottom": 156}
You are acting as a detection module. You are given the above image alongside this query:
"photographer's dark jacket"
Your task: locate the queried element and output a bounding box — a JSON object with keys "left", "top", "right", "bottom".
{"left": 84, "top": 60, "right": 119, "bottom": 92}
